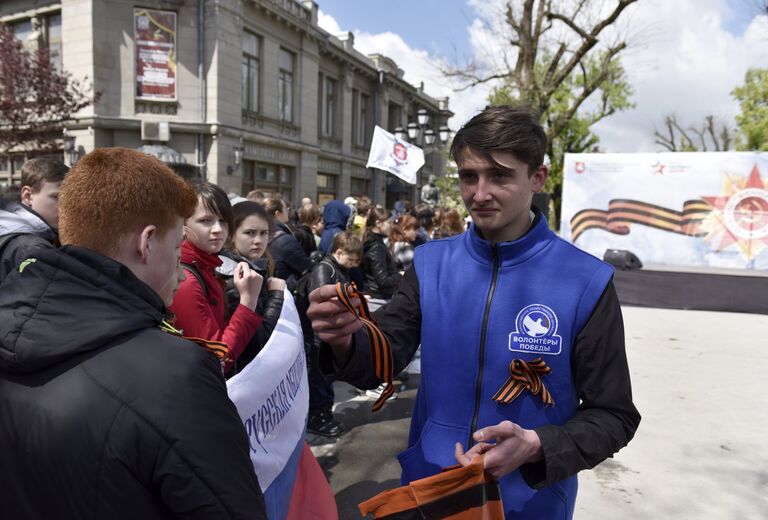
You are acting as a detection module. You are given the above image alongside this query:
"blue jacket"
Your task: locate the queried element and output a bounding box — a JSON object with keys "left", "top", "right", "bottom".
{"left": 400, "top": 216, "right": 614, "bottom": 518}
{"left": 319, "top": 200, "right": 350, "bottom": 253}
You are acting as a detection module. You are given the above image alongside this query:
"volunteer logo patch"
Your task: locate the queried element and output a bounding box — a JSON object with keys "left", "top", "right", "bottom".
{"left": 508, "top": 304, "right": 562, "bottom": 355}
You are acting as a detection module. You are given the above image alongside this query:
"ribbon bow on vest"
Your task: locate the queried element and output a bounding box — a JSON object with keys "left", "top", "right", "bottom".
{"left": 334, "top": 282, "right": 395, "bottom": 412}
{"left": 492, "top": 358, "right": 555, "bottom": 406}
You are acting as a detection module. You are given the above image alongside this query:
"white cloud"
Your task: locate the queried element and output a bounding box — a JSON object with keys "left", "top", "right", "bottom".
{"left": 318, "top": 10, "right": 490, "bottom": 131}
{"left": 591, "top": 0, "right": 768, "bottom": 152}
{"left": 319, "top": 2, "right": 767, "bottom": 152}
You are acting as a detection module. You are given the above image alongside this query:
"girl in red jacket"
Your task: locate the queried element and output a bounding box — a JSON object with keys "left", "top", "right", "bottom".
{"left": 170, "top": 182, "right": 263, "bottom": 368}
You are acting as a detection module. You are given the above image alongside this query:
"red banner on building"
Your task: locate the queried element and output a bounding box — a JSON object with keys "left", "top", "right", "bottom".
{"left": 134, "top": 8, "right": 177, "bottom": 100}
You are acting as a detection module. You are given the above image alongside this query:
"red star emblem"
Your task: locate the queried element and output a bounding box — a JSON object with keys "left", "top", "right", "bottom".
{"left": 700, "top": 164, "right": 768, "bottom": 261}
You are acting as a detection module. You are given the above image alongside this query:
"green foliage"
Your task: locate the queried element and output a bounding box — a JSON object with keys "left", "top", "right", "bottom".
{"left": 732, "top": 68, "right": 768, "bottom": 151}
{"left": 434, "top": 154, "right": 467, "bottom": 218}
{"left": 488, "top": 53, "right": 634, "bottom": 223}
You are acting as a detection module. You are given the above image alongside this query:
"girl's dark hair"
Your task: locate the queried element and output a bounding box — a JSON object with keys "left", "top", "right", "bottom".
{"left": 189, "top": 180, "right": 234, "bottom": 231}
{"left": 299, "top": 203, "right": 321, "bottom": 225}
{"left": 450, "top": 104, "right": 547, "bottom": 176}
{"left": 232, "top": 201, "right": 272, "bottom": 237}
{"left": 364, "top": 205, "right": 390, "bottom": 242}
{"left": 263, "top": 197, "right": 285, "bottom": 219}
{"left": 229, "top": 200, "right": 275, "bottom": 276}
{"left": 390, "top": 214, "right": 419, "bottom": 243}
{"left": 366, "top": 205, "right": 390, "bottom": 229}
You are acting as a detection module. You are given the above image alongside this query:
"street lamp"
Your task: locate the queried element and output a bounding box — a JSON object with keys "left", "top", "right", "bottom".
{"left": 404, "top": 108, "right": 450, "bottom": 148}
{"left": 417, "top": 107, "right": 429, "bottom": 126}
{"left": 394, "top": 126, "right": 407, "bottom": 141}
{"left": 439, "top": 125, "right": 451, "bottom": 143}
{"left": 233, "top": 145, "right": 244, "bottom": 167}
{"left": 62, "top": 128, "right": 77, "bottom": 166}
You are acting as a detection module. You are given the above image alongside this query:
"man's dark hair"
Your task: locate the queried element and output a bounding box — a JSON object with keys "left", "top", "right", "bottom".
{"left": 411, "top": 203, "right": 435, "bottom": 229}
{"left": 20, "top": 158, "right": 69, "bottom": 192}
{"left": 450, "top": 104, "right": 547, "bottom": 176}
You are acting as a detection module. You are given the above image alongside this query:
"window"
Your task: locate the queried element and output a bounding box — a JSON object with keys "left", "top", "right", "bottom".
{"left": 242, "top": 32, "right": 260, "bottom": 112}
{"left": 388, "top": 103, "right": 402, "bottom": 133}
{"left": 358, "top": 94, "right": 369, "bottom": 145}
{"left": 316, "top": 173, "right": 338, "bottom": 206}
{"left": 350, "top": 177, "right": 369, "bottom": 198}
{"left": 47, "top": 13, "right": 62, "bottom": 71}
{"left": 323, "top": 77, "right": 337, "bottom": 137}
{"left": 10, "top": 13, "right": 63, "bottom": 71}
{"left": 11, "top": 19, "right": 34, "bottom": 49}
{"left": 278, "top": 49, "right": 294, "bottom": 122}
{"left": 242, "top": 161, "right": 293, "bottom": 201}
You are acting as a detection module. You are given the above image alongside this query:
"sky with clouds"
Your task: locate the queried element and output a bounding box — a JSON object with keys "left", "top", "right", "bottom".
{"left": 316, "top": 0, "right": 767, "bottom": 153}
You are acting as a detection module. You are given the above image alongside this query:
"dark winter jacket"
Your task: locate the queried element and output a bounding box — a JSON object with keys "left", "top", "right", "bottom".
{"left": 0, "top": 198, "right": 57, "bottom": 283}
{"left": 362, "top": 232, "right": 401, "bottom": 300}
{"left": 269, "top": 221, "right": 312, "bottom": 292}
{"left": 318, "top": 200, "right": 350, "bottom": 253}
{"left": 218, "top": 251, "right": 284, "bottom": 372}
{"left": 0, "top": 245, "right": 265, "bottom": 519}
{"left": 291, "top": 222, "right": 317, "bottom": 257}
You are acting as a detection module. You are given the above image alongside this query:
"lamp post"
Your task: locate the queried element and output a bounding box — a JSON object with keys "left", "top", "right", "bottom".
{"left": 401, "top": 108, "right": 450, "bottom": 149}
{"left": 62, "top": 128, "right": 77, "bottom": 166}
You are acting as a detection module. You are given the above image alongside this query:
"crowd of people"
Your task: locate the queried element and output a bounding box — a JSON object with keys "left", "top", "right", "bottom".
{"left": 0, "top": 104, "right": 638, "bottom": 519}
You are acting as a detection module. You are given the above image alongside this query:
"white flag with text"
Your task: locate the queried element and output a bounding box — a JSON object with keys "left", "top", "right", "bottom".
{"left": 366, "top": 125, "right": 425, "bottom": 185}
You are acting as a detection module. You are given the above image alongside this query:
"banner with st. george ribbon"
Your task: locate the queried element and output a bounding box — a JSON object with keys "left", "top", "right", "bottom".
{"left": 226, "top": 290, "right": 309, "bottom": 519}
{"left": 561, "top": 152, "right": 768, "bottom": 269}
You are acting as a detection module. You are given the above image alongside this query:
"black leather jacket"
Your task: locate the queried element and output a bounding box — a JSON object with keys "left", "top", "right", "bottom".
{"left": 362, "top": 232, "right": 401, "bottom": 300}
{"left": 269, "top": 221, "right": 312, "bottom": 292}
{"left": 218, "top": 251, "right": 284, "bottom": 372}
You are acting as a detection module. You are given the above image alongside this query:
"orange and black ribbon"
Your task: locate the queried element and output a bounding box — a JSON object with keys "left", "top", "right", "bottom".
{"left": 334, "top": 282, "right": 395, "bottom": 412}
{"left": 492, "top": 358, "right": 554, "bottom": 407}
{"left": 570, "top": 198, "right": 712, "bottom": 242}
{"left": 159, "top": 319, "right": 231, "bottom": 363}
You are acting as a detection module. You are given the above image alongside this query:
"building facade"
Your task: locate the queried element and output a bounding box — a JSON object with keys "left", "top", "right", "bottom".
{"left": 0, "top": 0, "right": 452, "bottom": 207}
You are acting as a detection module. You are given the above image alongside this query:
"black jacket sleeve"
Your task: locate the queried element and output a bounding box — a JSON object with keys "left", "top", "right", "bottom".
{"left": 0, "top": 234, "right": 54, "bottom": 283}
{"left": 274, "top": 234, "right": 313, "bottom": 279}
{"left": 319, "top": 265, "right": 421, "bottom": 388}
{"left": 519, "top": 280, "right": 641, "bottom": 488}
{"left": 258, "top": 289, "right": 284, "bottom": 339}
{"left": 365, "top": 240, "right": 402, "bottom": 299}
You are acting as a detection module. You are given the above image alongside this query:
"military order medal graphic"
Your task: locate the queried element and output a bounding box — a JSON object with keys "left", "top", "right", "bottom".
{"left": 700, "top": 164, "right": 768, "bottom": 262}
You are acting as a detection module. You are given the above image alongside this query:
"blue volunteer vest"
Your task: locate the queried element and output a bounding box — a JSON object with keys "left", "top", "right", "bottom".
{"left": 399, "top": 216, "right": 614, "bottom": 519}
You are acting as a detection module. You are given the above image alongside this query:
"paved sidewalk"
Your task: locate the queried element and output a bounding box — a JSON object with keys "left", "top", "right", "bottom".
{"left": 311, "top": 306, "right": 768, "bottom": 519}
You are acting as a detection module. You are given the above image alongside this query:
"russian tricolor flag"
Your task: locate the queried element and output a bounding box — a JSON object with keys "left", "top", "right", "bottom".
{"left": 227, "top": 291, "right": 337, "bottom": 519}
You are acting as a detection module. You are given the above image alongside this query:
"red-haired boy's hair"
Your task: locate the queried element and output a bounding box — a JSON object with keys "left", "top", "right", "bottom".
{"left": 59, "top": 147, "right": 198, "bottom": 256}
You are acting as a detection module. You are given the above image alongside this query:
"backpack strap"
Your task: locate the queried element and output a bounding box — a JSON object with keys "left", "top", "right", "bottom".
{"left": 180, "top": 261, "right": 208, "bottom": 298}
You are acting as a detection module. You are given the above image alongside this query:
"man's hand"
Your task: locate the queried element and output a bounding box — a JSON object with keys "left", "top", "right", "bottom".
{"left": 455, "top": 421, "right": 543, "bottom": 479}
{"left": 306, "top": 285, "right": 363, "bottom": 352}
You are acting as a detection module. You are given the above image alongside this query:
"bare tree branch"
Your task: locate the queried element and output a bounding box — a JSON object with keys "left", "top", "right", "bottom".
{"left": 547, "top": 0, "right": 637, "bottom": 91}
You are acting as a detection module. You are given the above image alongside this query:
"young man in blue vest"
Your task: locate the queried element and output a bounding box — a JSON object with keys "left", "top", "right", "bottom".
{"left": 307, "top": 105, "right": 640, "bottom": 518}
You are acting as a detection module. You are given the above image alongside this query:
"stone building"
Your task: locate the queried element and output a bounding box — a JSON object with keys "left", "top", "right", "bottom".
{"left": 0, "top": 0, "right": 452, "bottom": 207}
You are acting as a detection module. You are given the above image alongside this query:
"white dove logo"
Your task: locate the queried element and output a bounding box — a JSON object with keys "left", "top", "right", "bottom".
{"left": 509, "top": 304, "right": 563, "bottom": 356}
{"left": 523, "top": 313, "right": 550, "bottom": 337}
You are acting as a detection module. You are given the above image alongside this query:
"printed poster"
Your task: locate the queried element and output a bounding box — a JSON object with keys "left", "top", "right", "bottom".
{"left": 134, "top": 8, "right": 177, "bottom": 100}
